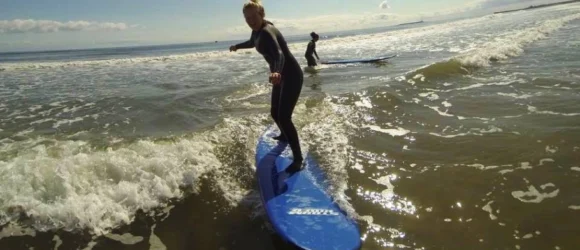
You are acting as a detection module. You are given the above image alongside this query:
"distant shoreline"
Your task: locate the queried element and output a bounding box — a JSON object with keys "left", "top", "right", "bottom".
{"left": 397, "top": 20, "right": 425, "bottom": 26}
{"left": 494, "top": 0, "right": 580, "bottom": 14}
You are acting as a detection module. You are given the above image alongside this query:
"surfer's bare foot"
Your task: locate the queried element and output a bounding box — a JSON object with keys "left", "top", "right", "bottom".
{"left": 273, "top": 134, "right": 288, "bottom": 142}
{"left": 285, "top": 157, "right": 304, "bottom": 174}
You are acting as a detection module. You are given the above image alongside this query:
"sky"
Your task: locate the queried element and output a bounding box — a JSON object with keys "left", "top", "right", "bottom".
{"left": 0, "top": 0, "right": 568, "bottom": 52}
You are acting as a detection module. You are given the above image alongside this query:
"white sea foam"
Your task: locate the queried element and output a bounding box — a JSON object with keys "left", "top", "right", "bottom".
{"left": 456, "top": 13, "right": 580, "bottom": 67}
{"left": 363, "top": 125, "right": 411, "bottom": 137}
{"left": 0, "top": 136, "right": 222, "bottom": 235}
{"left": 511, "top": 183, "right": 559, "bottom": 203}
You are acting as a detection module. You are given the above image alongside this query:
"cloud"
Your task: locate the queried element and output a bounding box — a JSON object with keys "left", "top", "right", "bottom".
{"left": 227, "top": 13, "right": 414, "bottom": 36}
{"left": 0, "top": 19, "right": 132, "bottom": 34}
{"left": 379, "top": 1, "right": 391, "bottom": 10}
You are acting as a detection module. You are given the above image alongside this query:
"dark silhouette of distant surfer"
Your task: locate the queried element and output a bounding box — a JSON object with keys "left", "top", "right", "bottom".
{"left": 305, "top": 32, "right": 320, "bottom": 67}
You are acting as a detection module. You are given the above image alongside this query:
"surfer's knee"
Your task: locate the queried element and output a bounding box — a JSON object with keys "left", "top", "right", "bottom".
{"left": 277, "top": 115, "right": 294, "bottom": 128}
{"left": 277, "top": 111, "right": 289, "bottom": 121}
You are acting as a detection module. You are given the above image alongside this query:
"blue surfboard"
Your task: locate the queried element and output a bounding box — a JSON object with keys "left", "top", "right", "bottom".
{"left": 255, "top": 125, "right": 362, "bottom": 250}
{"left": 320, "top": 54, "right": 397, "bottom": 65}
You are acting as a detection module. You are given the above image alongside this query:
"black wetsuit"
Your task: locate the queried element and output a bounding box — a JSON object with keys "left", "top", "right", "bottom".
{"left": 235, "top": 21, "right": 304, "bottom": 169}
{"left": 305, "top": 40, "right": 318, "bottom": 67}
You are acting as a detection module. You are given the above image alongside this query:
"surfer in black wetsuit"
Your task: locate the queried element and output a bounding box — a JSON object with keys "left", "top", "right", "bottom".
{"left": 305, "top": 32, "right": 320, "bottom": 67}
{"left": 229, "top": 0, "right": 304, "bottom": 174}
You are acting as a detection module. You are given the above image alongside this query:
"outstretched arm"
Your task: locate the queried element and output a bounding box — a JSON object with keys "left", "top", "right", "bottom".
{"left": 230, "top": 33, "right": 255, "bottom": 51}
{"left": 314, "top": 47, "right": 319, "bottom": 60}
{"left": 234, "top": 39, "right": 254, "bottom": 49}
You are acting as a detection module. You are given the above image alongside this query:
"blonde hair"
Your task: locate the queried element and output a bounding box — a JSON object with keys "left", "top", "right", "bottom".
{"left": 243, "top": 0, "right": 265, "bottom": 17}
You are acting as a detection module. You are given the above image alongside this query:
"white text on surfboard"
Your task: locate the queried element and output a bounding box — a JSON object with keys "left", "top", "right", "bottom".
{"left": 288, "top": 208, "right": 340, "bottom": 216}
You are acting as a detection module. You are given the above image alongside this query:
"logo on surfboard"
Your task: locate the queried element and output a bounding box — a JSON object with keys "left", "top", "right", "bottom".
{"left": 288, "top": 208, "right": 340, "bottom": 216}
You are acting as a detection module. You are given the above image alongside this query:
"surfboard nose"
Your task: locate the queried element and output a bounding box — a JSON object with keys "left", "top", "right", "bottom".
{"left": 278, "top": 213, "right": 362, "bottom": 250}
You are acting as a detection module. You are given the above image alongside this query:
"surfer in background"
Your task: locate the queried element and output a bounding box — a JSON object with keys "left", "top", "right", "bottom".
{"left": 229, "top": 0, "right": 305, "bottom": 174}
{"left": 305, "top": 32, "right": 320, "bottom": 67}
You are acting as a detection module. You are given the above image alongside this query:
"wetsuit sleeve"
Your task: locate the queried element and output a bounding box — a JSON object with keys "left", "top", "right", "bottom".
{"left": 262, "top": 29, "right": 285, "bottom": 73}
{"left": 235, "top": 40, "right": 254, "bottom": 49}
{"left": 235, "top": 32, "right": 255, "bottom": 49}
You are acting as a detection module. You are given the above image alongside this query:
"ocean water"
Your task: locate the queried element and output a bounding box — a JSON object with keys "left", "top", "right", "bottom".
{"left": 1, "top": 3, "right": 580, "bottom": 250}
